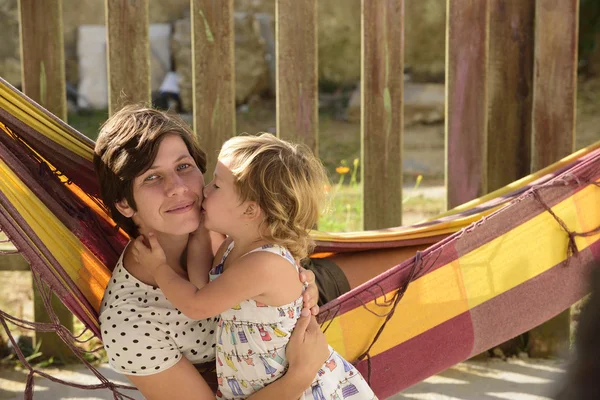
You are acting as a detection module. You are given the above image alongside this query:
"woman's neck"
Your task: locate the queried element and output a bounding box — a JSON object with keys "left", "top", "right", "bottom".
{"left": 155, "top": 232, "right": 189, "bottom": 271}
{"left": 124, "top": 231, "right": 190, "bottom": 287}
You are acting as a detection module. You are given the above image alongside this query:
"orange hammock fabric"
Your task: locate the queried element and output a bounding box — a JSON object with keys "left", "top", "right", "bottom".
{"left": 1, "top": 77, "right": 600, "bottom": 398}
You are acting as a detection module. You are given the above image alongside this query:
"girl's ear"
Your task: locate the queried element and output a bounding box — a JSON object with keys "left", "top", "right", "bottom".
{"left": 244, "top": 202, "right": 262, "bottom": 220}
{"left": 115, "top": 198, "right": 135, "bottom": 218}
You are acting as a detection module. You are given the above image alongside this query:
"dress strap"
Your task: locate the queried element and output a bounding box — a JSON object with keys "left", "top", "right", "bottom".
{"left": 211, "top": 240, "right": 236, "bottom": 276}
{"left": 245, "top": 244, "right": 298, "bottom": 272}
{"left": 220, "top": 240, "right": 236, "bottom": 264}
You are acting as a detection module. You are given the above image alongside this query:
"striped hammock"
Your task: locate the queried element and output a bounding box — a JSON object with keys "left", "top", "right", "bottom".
{"left": 1, "top": 76, "right": 599, "bottom": 399}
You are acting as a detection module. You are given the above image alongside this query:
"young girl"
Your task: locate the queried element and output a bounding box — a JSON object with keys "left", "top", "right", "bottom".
{"left": 133, "top": 133, "right": 376, "bottom": 399}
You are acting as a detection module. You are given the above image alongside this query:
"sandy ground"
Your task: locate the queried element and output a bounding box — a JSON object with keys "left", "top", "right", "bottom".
{"left": 0, "top": 358, "right": 566, "bottom": 400}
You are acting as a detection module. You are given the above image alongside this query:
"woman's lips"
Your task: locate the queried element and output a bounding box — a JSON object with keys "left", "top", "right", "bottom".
{"left": 166, "top": 202, "right": 194, "bottom": 214}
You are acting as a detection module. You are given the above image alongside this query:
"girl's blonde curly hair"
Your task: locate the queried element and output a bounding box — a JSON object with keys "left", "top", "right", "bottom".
{"left": 219, "top": 133, "right": 329, "bottom": 260}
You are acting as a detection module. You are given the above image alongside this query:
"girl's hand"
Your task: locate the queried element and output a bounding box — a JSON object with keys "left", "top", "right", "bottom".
{"left": 131, "top": 232, "right": 168, "bottom": 275}
{"left": 299, "top": 266, "right": 320, "bottom": 315}
{"left": 286, "top": 310, "right": 329, "bottom": 381}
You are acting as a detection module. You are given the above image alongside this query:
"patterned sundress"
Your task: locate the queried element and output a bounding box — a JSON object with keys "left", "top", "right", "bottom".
{"left": 210, "top": 241, "right": 377, "bottom": 400}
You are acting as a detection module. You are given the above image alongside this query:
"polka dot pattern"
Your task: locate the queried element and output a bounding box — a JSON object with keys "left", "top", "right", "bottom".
{"left": 99, "top": 253, "right": 217, "bottom": 376}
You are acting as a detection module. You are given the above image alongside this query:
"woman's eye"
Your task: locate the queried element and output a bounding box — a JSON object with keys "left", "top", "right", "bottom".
{"left": 177, "top": 163, "right": 191, "bottom": 171}
{"left": 144, "top": 174, "right": 158, "bottom": 182}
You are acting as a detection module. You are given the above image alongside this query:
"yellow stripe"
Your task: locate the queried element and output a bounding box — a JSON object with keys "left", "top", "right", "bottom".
{"left": 0, "top": 158, "right": 109, "bottom": 327}
{"left": 325, "top": 182, "right": 600, "bottom": 361}
{"left": 0, "top": 83, "right": 93, "bottom": 161}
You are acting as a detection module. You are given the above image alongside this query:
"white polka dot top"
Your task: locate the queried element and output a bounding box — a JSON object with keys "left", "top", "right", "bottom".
{"left": 99, "top": 248, "right": 218, "bottom": 376}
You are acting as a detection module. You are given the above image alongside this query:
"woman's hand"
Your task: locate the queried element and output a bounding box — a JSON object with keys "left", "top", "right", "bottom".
{"left": 286, "top": 310, "right": 329, "bottom": 382}
{"left": 299, "top": 266, "right": 320, "bottom": 315}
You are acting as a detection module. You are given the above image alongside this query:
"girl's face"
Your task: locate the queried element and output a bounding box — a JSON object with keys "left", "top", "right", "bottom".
{"left": 202, "top": 157, "right": 251, "bottom": 235}
{"left": 122, "top": 134, "right": 205, "bottom": 236}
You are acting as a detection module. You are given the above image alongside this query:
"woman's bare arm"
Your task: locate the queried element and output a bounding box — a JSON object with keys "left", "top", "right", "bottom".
{"left": 127, "top": 357, "right": 214, "bottom": 400}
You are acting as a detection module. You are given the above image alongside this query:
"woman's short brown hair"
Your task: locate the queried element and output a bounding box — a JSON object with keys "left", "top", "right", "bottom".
{"left": 93, "top": 105, "right": 206, "bottom": 237}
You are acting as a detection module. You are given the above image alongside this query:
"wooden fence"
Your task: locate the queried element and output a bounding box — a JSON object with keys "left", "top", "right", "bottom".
{"left": 2, "top": 0, "right": 579, "bottom": 360}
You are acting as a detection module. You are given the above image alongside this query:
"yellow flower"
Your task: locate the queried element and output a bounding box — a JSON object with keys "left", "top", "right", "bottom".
{"left": 336, "top": 166, "right": 350, "bottom": 175}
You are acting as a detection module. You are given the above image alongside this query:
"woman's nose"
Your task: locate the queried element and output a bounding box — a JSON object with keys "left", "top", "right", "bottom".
{"left": 165, "top": 174, "right": 188, "bottom": 196}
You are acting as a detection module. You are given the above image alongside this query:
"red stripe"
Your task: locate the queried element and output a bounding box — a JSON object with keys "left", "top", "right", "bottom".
{"left": 354, "top": 311, "right": 474, "bottom": 398}
{"left": 468, "top": 240, "right": 600, "bottom": 356}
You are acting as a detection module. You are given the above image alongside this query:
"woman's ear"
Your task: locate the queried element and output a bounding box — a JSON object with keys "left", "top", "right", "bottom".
{"left": 115, "top": 198, "right": 135, "bottom": 218}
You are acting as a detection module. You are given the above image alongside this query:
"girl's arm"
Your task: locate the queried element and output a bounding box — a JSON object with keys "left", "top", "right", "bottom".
{"left": 135, "top": 234, "right": 296, "bottom": 320}
{"left": 160, "top": 250, "right": 297, "bottom": 320}
{"left": 132, "top": 233, "right": 321, "bottom": 317}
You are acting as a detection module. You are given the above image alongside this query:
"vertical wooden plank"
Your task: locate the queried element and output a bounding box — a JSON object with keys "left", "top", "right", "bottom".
{"left": 528, "top": 0, "right": 579, "bottom": 359}
{"left": 487, "top": 0, "right": 535, "bottom": 192}
{"left": 105, "top": 0, "right": 150, "bottom": 115}
{"left": 191, "top": 0, "right": 236, "bottom": 178}
{"left": 361, "top": 0, "right": 404, "bottom": 230}
{"left": 19, "top": 0, "right": 67, "bottom": 120}
{"left": 531, "top": 0, "right": 579, "bottom": 171}
{"left": 19, "top": 0, "right": 74, "bottom": 362}
{"left": 276, "top": 0, "right": 318, "bottom": 153}
{"left": 445, "top": 0, "right": 489, "bottom": 209}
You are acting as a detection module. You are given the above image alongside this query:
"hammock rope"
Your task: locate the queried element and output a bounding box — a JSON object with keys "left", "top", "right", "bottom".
{"left": 0, "top": 268, "right": 136, "bottom": 399}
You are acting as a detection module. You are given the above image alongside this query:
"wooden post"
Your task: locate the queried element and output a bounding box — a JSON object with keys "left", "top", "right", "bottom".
{"left": 191, "top": 0, "right": 236, "bottom": 178}
{"left": 528, "top": 0, "right": 579, "bottom": 358}
{"left": 361, "top": 0, "right": 404, "bottom": 230}
{"left": 18, "top": 0, "right": 67, "bottom": 121}
{"left": 481, "top": 0, "right": 536, "bottom": 359}
{"left": 18, "top": 0, "right": 74, "bottom": 362}
{"left": 105, "top": 0, "right": 150, "bottom": 115}
{"left": 531, "top": 0, "right": 578, "bottom": 170}
{"left": 276, "top": 0, "right": 319, "bottom": 153}
{"left": 445, "top": 0, "right": 489, "bottom": 209}
{"left": 486, "top": 0, "right": 535, "bottom": 192}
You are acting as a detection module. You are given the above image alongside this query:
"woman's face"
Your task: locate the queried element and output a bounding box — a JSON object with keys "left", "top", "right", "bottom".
{"left": 127, "top": 134, "right": 205, "bottom": 236}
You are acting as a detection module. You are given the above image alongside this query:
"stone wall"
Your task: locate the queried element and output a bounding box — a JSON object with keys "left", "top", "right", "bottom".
{"left": 0, "top": 1, "right": 21, "bottom": 87}
{"left": 0, "top": 0, "right": 447, "bottom": 106}
{"left": 0, "top": 0, "right": 190, "bottom": 88}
